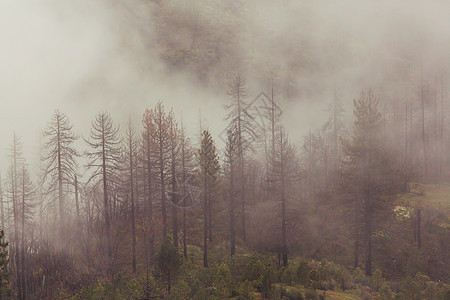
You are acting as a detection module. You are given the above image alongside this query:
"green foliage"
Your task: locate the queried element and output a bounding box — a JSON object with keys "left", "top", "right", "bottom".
{"left": 379, "top": 283, "right": 394, "bottom": 300}
{"left": 198, "top": 130, "right": 220, "bottom": 180}
{"left": 238, "top": 280, "right": 255, "bottom": 300}
{"left": 353, "top": 267, "right": 369, "bottom": 287}
{"left": 281, "top": 266, "right": 296, "bottom": 286}
{"left": 243, "top": 254, "right": 265, "bottom": 282}
{"left": 71, "top": 274, "right": 150, "bottom": 300}
{"left": 243, "top": 255, "right": 279, "bottom": 298}
{"left": 259, "top": 259, "right": 278, "bottom": 298}
{"left": 296, "top": 259, "right": 312, "bottom": 287}
{"left": 212, "top": 263, "right": 234, "bottom": 298}
{"left": 404, "top": 247, "right": 426, "bottom": 277}
{"left": 369, "top": 269, "right": 385, "bottom": 292}
{"left": 155, "top": 237, "right": 183, "bottom": 289}
{"left": 0, "top": 229, "right": 11, "bottom": 299}
{"left": 304, "top": 289, "right": 319, "bottom": 300}
{"left": 397, "top": 272, "right": 448, "bottom": 300}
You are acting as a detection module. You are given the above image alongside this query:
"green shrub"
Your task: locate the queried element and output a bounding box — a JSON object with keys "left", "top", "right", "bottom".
{"left": 296, "top": 260, "right": 312, "bottom": 287}
{"left": 369, "top": 269, "right": 385, "bottom": 292}
{"left": 259, "top": 260, "right": 277, "bottom": 298}
{"left": 238, "top": 280, "right": 255, "bottom": 300}
{"left": 243, "top": 254, "right": 265, "bottom": 281}
{"left": 379, "top": 283, "right": 394, "bottom": 300}
{"left": 212, "top": 263, "right": 234, "bottom": 298}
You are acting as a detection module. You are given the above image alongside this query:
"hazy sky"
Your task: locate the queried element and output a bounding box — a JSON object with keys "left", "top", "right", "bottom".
{"left": 1, "top": 0, "right": 450, "bottom": 174}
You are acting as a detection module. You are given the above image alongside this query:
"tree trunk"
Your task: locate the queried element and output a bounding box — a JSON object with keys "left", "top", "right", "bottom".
{"left": 229, "top": 157, "right": 235, "bottom": 257}
{"left": 421, "top": 65, "right": 427, "bottom": 178}
{"left": 364, "top": 192, "right": 372, "bottom": 276}
{"left": 21, "top": 167, "right": 26, "bottom": 300}
{"left": 208, "top": 185, "right": 212, "bottom": 242}
{"left": 75, "top": 175, "right": 80, "bottom": 222}
{"left": 417, "top": 208, "right": 421, "bottom": 250}
{"left": 129, "top": 132, "right": 137, "bottom": 273}
{"left": 203, "top": 167, "right": 208, "bottom": 268}
{"left": 101, "top": 120, "right": 113, "bottom": 277}
{"left": 145, "top": 131, "right": 155, "bottom": 266}
{"left": 159, "top": 120, "right": 167, "bottom": 238}
{"left": 280, "top": 131, "right": 288, "bottom": 267}
{"left": 354, "top": 210, "right": 359, "bottom": 269}
{"left": 181, "top": 135, "right": 187, "bottom": 259}
{"left": 171, "top": 137, "right": 178, "bottom": 248}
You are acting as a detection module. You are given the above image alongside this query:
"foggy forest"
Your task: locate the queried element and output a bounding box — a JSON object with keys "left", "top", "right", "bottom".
{"left": 0, "top": 1, "right": 449, "bottom": 299}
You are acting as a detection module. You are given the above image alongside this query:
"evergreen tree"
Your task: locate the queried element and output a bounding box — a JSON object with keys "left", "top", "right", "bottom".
{"left": 269, "top": 125, "right": 297, "bottom": 267}
{"left": 198, "top": 130, "right": 220, "bottom": 268}
{"left": 341, "top": 90, "right": 399, "bottom": 276}
{"left": 155, "top": 237, "right": 182, "bottom": 292}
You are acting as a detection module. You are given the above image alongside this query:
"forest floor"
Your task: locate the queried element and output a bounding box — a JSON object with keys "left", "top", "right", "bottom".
{"left": 399, "top": 182, "right": 450, "bottom": 228}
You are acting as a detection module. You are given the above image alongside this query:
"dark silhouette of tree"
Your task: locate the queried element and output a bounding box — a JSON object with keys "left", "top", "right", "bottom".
{"left": 155, "top": 237, "right": 182, "bottom": 292}
{"left": 198, "top": 130, "right": 220, "bottom": 268}
{"left": 224, "top": 128, "right": 237, "bottom": 256}
{"left": 168, "top": 110, "right": 180, "bottom": 248}
{"left": 125, "top": 119, "right": 138, "bottom": 273}
{"left": 150, "top": 102, "right": 171, "bottom": 239}
{"left": 85, "top": 112, "right": 121, "bottom": 276}
{"left": 42, "top": 110, "right": 79, "bottom": 235}
{"left": 225, "top": 74, "right": 257, "bottom": 243}
{"left": 341, "top": 90, "right": 398, "bottom": 276}
{"left": 19, "top": 165, "right": 34, "bottom": 300}
{"left": 6, "top": 133, "right": 24, "bottom": 300}
{"left": 142, "top": 109, "right": 155, "bottom": 265}
{"left": 269, "top": 125, "right": 296, "bottom": 267}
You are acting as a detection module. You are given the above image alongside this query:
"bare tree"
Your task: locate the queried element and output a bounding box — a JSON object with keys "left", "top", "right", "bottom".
{"left": 168, "top": 110, "right": 180, "bottom": 248}
{"left": 6, "top": 133, "right": 24, "bottom": 299}
{"left": 179, "top": 123, "right": 195, "bottom": 259}
{"left": 85, "top": 112, "right": 121, "bottom": 276}
{"left": 150, "top": 102, "right": 172, "bottom": 239}
{"left": 42, "top": 110, "right": 79, "bottom": 236}
{"left": 142, "top": 109, "right": 155, "bottom": 265}
{"left": 19, "top": 164, "right": 35, "bottom": 300}
{"left": 125, "top": 119, "right": 138, "bottom": 273}
{"left": 225, "top": 74, "right": 257, "bottom": 242}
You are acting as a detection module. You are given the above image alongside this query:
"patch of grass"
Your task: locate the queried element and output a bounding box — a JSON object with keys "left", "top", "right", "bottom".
{"left": 321, "top": 289, "right": 360, "bottom": 300}
{"left": 403, "top": 182, "right": 450, "bottom": 210}
{"left": 398, "top": 182, "right": 450, "bottom": 227}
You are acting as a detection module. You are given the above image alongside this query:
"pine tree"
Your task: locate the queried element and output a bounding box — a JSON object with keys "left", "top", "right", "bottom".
{"left": 198, "top": 130, "right": 220, "bottom": 268}
{"left": 155, "top": 237, "right": 182, "bottom": 292}
{"left": 341, "top": 90, "right": 398, "bottom": 276}
{"left": 224, "top": 128, "right": 237, "bottom": 256}
{"left": 269, "top": 125, "right": 296, "bottom": 267}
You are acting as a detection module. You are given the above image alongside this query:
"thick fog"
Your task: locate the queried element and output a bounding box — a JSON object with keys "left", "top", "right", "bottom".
{"left": 1, "top": 0, "right": 450, "bottom": 169}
